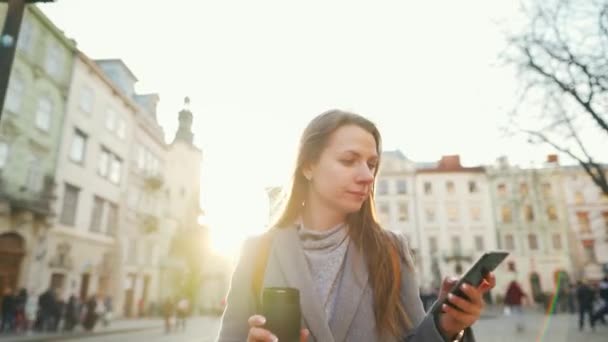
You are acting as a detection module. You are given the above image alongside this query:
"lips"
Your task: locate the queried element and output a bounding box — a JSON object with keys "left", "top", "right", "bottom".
{"left": 348, "top": 191, "right": 368, "bottom": 198}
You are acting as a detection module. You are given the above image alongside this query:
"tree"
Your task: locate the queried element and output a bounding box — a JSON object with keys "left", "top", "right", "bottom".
{"left": 505, "top": 0, "right": 608, "bottom": 195}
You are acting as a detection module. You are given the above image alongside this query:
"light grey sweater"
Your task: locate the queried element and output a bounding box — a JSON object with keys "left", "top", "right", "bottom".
{"left": 297, "top": 222, "right": 349, "bottom": 323}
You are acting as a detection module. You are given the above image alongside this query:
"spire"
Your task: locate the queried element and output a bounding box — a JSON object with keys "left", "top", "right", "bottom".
{"left": 173, "top": 96, "right": 194, "bottom": 145}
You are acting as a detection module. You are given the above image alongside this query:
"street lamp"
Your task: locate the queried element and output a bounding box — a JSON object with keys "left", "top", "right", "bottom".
{"left": 0, "top": 0, "right": 54, "bottom": 119}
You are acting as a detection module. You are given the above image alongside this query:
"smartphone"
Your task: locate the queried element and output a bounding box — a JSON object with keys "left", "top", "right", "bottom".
{"left": 428, "top": 251, "right": 509, "bottom": 316}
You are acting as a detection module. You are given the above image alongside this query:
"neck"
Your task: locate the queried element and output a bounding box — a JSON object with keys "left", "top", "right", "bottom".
{"left": 301, "top": 196, "right": 346, "bottom": 232}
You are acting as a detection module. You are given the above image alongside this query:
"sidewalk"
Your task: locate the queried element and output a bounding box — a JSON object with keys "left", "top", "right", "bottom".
{"left": 0, "top": 318, "right": 164, "bottom": 342}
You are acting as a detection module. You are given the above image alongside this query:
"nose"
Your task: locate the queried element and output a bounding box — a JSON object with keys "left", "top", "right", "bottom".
{"left": 356, "top": 163, "right": 374, "bottom": 184}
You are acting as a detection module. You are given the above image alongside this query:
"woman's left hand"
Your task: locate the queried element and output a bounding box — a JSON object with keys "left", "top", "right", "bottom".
{"left": 437, "top": 273, "right": 496, "bottom": 339}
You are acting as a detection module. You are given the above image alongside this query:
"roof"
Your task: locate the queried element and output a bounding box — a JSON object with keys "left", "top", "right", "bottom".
{"left": 94, "top": 58, "right": 139, "bottom": 81}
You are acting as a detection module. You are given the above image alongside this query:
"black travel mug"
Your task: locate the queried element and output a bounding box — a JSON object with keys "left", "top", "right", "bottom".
{"left": 262, "top": 287, "right": 301, "bottom": 342}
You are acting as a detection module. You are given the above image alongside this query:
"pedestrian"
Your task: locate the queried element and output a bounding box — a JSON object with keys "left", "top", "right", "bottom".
{"left": 24, "top": 290, "right": 37, "bottom": 334}
{"left": 63, "top": 295, "right": 79, "bottom": 332}
{"left": 504, "top": 280, "right": 527, "bottom": 333}
{"left": 567, "top": 282, "right": 577, "bottom": 314}
{"left": 217, "top": 110, "right": 497, "bottom": 342}
{"left": 592, "top": 275, "right": 608, "bottom": 324}
{"left": 82, "top": 295, "right": 99, "bottom": 332}
{"left": 176, "top": 297, "right": 189, "bottom": 331}
{"left": 14, "top": 288, "right": 27, "bottom": 333}
{"left": 162, "top": 297, "right": 175, "bottom": 334}
{"left": 1, "top": 287, "right": 16, "bottom": 333}
{"left": 576, "top": 280, "right": 596, "bottom": 332}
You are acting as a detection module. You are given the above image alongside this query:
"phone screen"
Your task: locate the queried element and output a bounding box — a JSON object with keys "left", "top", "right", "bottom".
{"left": 428, "top": 251, "right": 509, "bottom": 315}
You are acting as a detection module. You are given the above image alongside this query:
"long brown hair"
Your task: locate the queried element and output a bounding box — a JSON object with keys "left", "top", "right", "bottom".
{"left": 273, "top": 109, "right": 412, "bottom": 335}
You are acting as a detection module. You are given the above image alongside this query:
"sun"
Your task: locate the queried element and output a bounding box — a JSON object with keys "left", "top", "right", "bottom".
{"left": 203, "top": 185, "right": 271, "bottom": 258}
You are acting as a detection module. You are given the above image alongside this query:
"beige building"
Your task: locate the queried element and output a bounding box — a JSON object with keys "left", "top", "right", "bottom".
{"left": 561, "top": 165, "right": 608, "bottom": 281}
{"left": 375, "top": 151, "right": 421, "bottom": 270}
{"left": 487, "top": 156, "right": 573, "bottom": 300}
{"left": 415, "top": 155, "right": 498, "bottom": 292}
{"left": 39, "top": 52, "right": 134, "bottom": 304}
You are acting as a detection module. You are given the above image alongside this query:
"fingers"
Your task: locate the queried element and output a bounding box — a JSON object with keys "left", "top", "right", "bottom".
{"left": 300, "top": 328, "right": 310, "bottom": 342}
{"left": 442, "top": 303, "right": 477, "bottom": 326}
{"left": 460, "top": 283, "right": 484, "bottom": 309}
{"left": 446, "top": 293, "right": 481, "bottom": 316}
{"left": 248, "top": 315, "right": 266, "bottom": 328}
{"left": 248, "top": 327, "right": 277, "bottom": 342}
{"left": 247, "top": 315, "right": 277, "bottom": 342}
{"left": 480, "top": 273, "right": 496, "bottom": 292}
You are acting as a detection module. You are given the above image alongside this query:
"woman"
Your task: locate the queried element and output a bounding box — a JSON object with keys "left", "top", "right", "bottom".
{"left": 217, "top": 110, "right": 495, "bottom": 342}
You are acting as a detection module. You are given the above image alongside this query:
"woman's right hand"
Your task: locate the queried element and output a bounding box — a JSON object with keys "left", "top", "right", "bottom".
{"left": 247, "top": 315, "right": 309, "bottom": 342}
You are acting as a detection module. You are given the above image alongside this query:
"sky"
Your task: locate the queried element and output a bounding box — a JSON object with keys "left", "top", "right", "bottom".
{"left": 36, "top": 0, "right": 603, "bottom": 254}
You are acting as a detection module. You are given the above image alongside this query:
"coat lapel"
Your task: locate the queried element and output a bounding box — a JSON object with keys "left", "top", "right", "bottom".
{"left": 273, "top": 226, "right": 335, "bottom": 342}
{"left": 329, "top": 239, "right": 369, "bottom": 342}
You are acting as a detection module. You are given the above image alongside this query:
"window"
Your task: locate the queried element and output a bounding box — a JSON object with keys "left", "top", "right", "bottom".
{"left": 447, "top": 203, "right": 459, "bottom": 222}
{"left": 35, "top": 97, "right": 52, "bottom": 131}
{"left": 378, "top": 202, "right": 389, "bottom": 216}
{"left": 26, "top": 157, "right": 43, "bottom": 192}
{"left": 105, "top": 108, "right": 117, "bottom": 131}
{"left": 583, "top": 241, "right": 596, "bottom": 262}
{"left": 90, "top": 196, "right": 104, "bottom": 233}
{"left": 429, "top": 236, "right": 438, "bottom": 255}
{"left": 520, "top": 183, "right": 529, "bottom": 196}
{"left": 109, "top": 156, "right": 122, "bottom": 184}
{"left": 44, "top": 43, "right": 63, "bottom": 78}
{"left": 446, "top": 181, "right": 455, "bottom": 194}
{"left": 106, "top": 203, "right": 118, "bottom": 236}
{"left": 504, "top": 234, "right": 515, "bottom": 251}
{"left": 577, "top": 211, "right": 591, "bottom": 234}
{"left": 542, "top": 183, "right": 552, "bottom": 198}
{"left": 501, "top": 205, "right": 512, "bottom": 223}
{"left": 552, "top": 234, "right": 562, "bottom": 250}
{"left": 575, "top": 191, "right": 585, "bottom": 204}
{"left": 424, "top": 182, "right": 432, "bottom": 195}
{"left": 425, "top": 206, "right": 436, "bottom": 222}
{"left": 452, "top": 236, "right": 462, "bottom": 254}
{"left": 497, "top": 183, "right": 507, "bottom": 197}
{"left": 60, "top": 184, "right": 80, "bottom": 226}
{"left": 117, "top": 118, "right": 126, "bottom": 139}
{"left": 17, "top": 18, "right": 35, "bottom": 53}
{"left": 79, "top": 87, "right": 94, "bottom": 113}
{"left": 5, "top": 73, "right": 24, "bottom": 113}
{"left": 0, "top": 142, "right": 9, "bottom": 169}
{"left": 546, "top": 205, "right": 558, "bottom": 221}
{"left": 98, "top": 148, "right": 110, "bottom": 177}
{"left": 396, "top": 180, "right": 407, "bottom": 194}
{"left": 470, "top": 205, "right": 481, "bottom": 221}
{"left": 528, "top": 234, "right": 538, "bottom": 250}
{"left": 524, "top": 205, "right": 534, "bottom": 222}
{"left": 398, "top": 202, "right": 408, "bottom": 222}
{"left": 69, "top": 129, "right": 87, "bottom": 163}
{"left": 377, "top": 180, "right": 388, "bottom": 195}
{"left": 474, "top": 236, "right": 484, "bottom": 251}
{"left": 468, "top": 181, "right": 478, "bottom": 193}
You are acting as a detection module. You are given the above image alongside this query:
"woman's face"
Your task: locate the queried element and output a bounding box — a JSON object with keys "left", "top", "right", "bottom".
{"left": 303, "top": 124, "right": 378, "bottom": 215}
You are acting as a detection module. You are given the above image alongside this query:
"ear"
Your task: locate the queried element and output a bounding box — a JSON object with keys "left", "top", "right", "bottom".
{"left": 301, "top": 163, "right": 314, "bottom": 181}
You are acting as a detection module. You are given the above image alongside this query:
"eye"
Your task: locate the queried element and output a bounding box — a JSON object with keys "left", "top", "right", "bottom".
{"left": 368, "top": 161, "right": 378, "bottom": 170}
{"left": 340, "top": 159, "right": 355, "bottom": 166}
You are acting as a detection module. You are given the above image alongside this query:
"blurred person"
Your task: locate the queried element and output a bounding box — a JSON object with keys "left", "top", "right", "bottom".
{"left": 36, "top": 288, "right": 56, "bottom": 332}
{"left": 593, "top": 275, "right": 608, "bottom": 324}
{"left": 14, "top": 288, "right": 27, "bottom": 333}
{"left": 176, "top": 297, "right": 189, "bottom": 331}
{"left": 217, "top": 110, "right": 497, "bottom": 342}
{"left": 576, "top": 280, "right": 595, "bottom": 332}
{"left": 1, "top": 287, "right": 16, "bottom": 333}
{"left": 504, "top": 280, "right": 528, "bottom": 333}
{"left": 63, "top": 295, "right": 80, "bottom": 332}
{"left": 24, "top": 290, "right": 37, "bottom": 334}
{"left": 567, "top": 283, "right": 577, "bottom": 314}
{"left": 82, "top": 295, "right": 100, "bottom": 332}
{"left": 102, "top": 296, "right": 113, "bottom": 327}
{"left": 162, "top": 297, "right": 175, "bottom": 334}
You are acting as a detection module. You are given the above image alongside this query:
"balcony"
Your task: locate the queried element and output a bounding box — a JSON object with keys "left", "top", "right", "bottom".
{"left": 0, "top": 175, "right": 56, "bottom": 217}
{"left": 140, "top": 214, "right": 160, "bottom": 234}
{"left": 143, "top": 172, "right": 164, "bottom": 190}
